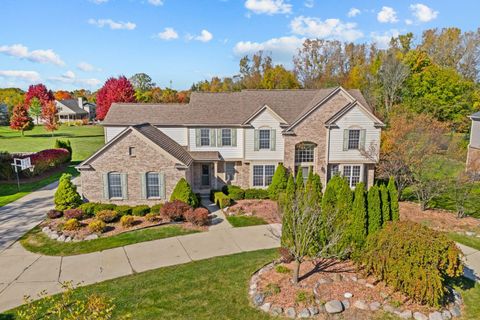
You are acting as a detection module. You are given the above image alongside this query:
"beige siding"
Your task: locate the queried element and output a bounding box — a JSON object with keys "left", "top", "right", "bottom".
{"left": 328, "top": 105, "right": 380, "bottom": 163}
{"left": 188, "top": 127, "right": 244, "bottom": 159}
{"left": 159, "top": 127, "right": 188, "bottom": 146}
{"left": 245, "top": 109, "right": 284, "bottom": 161}
{"left": 104, "top": 126, "right": 127, "bottom": 143}
{"left": 470, "top": 120, "right": 480, "bottom": 148}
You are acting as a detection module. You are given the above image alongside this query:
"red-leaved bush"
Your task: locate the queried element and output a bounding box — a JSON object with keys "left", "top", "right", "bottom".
{"left": 64, "top": 208, "right": 84, "bottom": 220}
{"left": 160, "top": 200, "right": 191, "bottom": 221}
{"left": 46, "top": 209, "right": 63, "bottom": 219}
{"left": 184, "top": 208, "right": 210, "bottom": 226}
{"left": 23, "top": 148, "right": 70, "bottom": 176}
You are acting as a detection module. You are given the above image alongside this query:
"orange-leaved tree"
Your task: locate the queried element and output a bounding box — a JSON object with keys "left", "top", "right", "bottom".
{"left": 42, "top": 101, "right": 59, "bottom": 136}
{"left": 10, "top": 103, "right": 34, "bottom": 136}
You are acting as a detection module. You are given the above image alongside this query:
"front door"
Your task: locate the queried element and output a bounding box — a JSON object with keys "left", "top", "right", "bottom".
{"left": 201, "top": 164, "right": 210, "bottom": 186}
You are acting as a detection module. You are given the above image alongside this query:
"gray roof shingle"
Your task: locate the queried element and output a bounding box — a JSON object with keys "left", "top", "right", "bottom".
{"left": 57, "top": 99, "right": 89, "bottom": 115}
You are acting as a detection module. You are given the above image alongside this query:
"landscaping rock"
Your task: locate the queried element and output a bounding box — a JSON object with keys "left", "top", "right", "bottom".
{"left": 344, "top": 292, "right": 353, "bottom": 299}
{"left": 353, "top": 300, "right": 369, "bottom": 310}
{"left": 465, "top": 231, "right": 475, "bottom": 237}
{"left": 270, "top": 306, "right": 283, "bottom": 316}
{"left": 449, "top": 306, "right": 461, "bottom": 318}
{"left": 85, "top": 234, "right": 98, "bottom": 241}
{"left": 64, "top": 237, "right": 72, "bottom": 243}
{"left": 57, "top": 235, "right": 66, "bottom": 242}
{"left": 308, "top": 306, "right": 319, "bottom": 315}
{"left": 260, "top": 303, "right": 271, "bottom": 313}
{"left": 383, "top": 304, "right": 395, "bottom": 313}
{"left": 351, "top": 276, "right": 358, "bottom": 282}
{"left": 369, "top": 301, "right": 381, "bottom": 311}
{"left": 397, "top": 310, "right": 413, "bottom": 319}
{"left": 318, "top": 278, "right": 333, "bottom": 285}
{"left": 441, "top": 310, "right": 452, "bottom": 320}
{"left": 49, "top": 233, "right": 59, "bottom": 240}
{"left": 380, "top": 291, "right": 389, "bottom": 299}
{"left": 452, "top": 289, "right": 462, "bottom": 305}
{"left": 42, "top": 227, "right": 50, "bottom": 233}
{"left": 365, "top": 283, "right": 375, "bottom": 288}
{"left": 429, "top": 311, "right": 443, "bottom": 320}
{"left": 341, "top": 299, "right": 350, "bottom": 309}
{"left": 253, "top": 293, "right": 264, "bottom": 307}
{"left": 413, "top": 312, "right": 428, "bottom": 320}
{"left": 325, "top": 300, "right": 343, "bottom": 314}
{"left": 285, "top": 307, "right": 296, "bottom": 319}
{"left": 297, "top": 308, "right": 310, "bottom": 318}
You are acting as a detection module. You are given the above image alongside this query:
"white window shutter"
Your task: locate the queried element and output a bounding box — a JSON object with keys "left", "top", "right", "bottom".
{"left": 254, "top": 129, "right": 259, "bottom": 151}
{"left": 360, "top": 129, "right": 366, "bottom": 150}
{"left": 195, "top": 129, "right": 201, "bottom": 146}
{"left": 121, "top": 173, "right": 128, "bottom": 200}
{"left": 140, "top": 172, "right": 146, "bottom": 199}
{"left": 102, "top": 173, "right": 109, "bottom": 200}
{"left": 232, "top": 129, "right": 237, "bottom": 147}
{"left": 270, "top": 129, "right": 276, "bottom": 151}
{"left": 159, "top": 173, "right": 166, "bottom": 199}
{"left": 343, "top": 129, "right": 349, "bottom": 151}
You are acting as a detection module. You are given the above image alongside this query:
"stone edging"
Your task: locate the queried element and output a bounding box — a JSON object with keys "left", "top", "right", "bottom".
{"left": 249, "top": 261, "right": 463, "bottom": 319}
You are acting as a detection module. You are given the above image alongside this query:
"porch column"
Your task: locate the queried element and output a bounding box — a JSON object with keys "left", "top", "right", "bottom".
{"left": 213, "top": 162, "right": 218, "bottom": 189}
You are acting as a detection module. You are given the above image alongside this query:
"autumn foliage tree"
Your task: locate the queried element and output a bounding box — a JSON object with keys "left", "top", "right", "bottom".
{"left": 54, "top": 90, "right": 73, "bottom": 100}
{"left": 10, "top": 103, "right": 33, "bottom": 136}
{"left": 96, "top": 76, "right": 136, "bottom": 120}
{"left": 24, "top": 84, "right": 54, "bottom": 107}
{"left": 42, "top": 101, "right": 59, "bottom": 136}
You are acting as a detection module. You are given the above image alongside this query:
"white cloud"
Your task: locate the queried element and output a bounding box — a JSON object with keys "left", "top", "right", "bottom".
{"left": 347, "top": 8, "right": 361, "bottom": 18}
{"left": 0, "top": 70, "right": 41, "bottom": 82}
{"left": 0, "top": 44, "right": 65, "bottom": 66}
{"left": 88, "top": 18, "right": 136, "bottom": 30}
{"left": 49, "top": 71, "right": 101, "bottom": 87}
{"left": 156, "top": 27, "right": 178, "bottom": 40}
{"left": 410, "top": 3, "right": 438, "bottom": 22}
{"left": 90, "top": 0, "right": 108, "bottom": 4}
{"left": 377, "top": 6, "right": 398, "bottom": 23}
{"left": 195, "top": 29, "right": 213, "bottom": 42}
{"left": 148, "top": 0, "right": 164, "bottom": 6}
{"left": 77, "top": 61, "right": 100, "bottom": 72}
{"left": 233, "top": 36, "right": 304, "bottom": 63}
{"left": 304, "top": 0, "right": 314, "bottom": 8}
{"left": 244, "top": 0, "right": 292, "bottom": 15}
{"left": 290, "top": 16, "right": 363, "bottom": 42}
{"left": 405, "top": 19, "right": 413, "bottom": 25}
{"left": 370, "top": 29, "right": 399, "bottom": 49}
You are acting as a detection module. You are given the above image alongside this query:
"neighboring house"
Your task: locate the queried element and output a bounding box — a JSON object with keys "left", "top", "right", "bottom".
{"left": 56, "top": 98, "right": 96, "bottom": 122}
{"left": 467, "top": 111, "right": 480, "bottom": 172}
{"left": 76, "top": 86, "right": 384, "bottom": 205}
{"left": 0, "top": 104, "right": 8, "bottom": 125}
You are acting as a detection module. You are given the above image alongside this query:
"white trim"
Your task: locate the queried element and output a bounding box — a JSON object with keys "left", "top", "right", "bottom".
{"left": 243, "top": 104, "right": 288, "bottom": 125}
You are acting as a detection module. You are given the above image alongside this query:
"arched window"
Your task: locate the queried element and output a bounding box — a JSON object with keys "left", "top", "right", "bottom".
{"left": 295, "top": 142, "right": 316, "bottom": 163}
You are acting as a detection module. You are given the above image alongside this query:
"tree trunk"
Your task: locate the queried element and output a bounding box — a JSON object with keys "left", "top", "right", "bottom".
{"left": 292, "top": 260, "right": 301, "bottom": 284}
{"left": 21, "top": 129, "right": 24, "bottom": 137}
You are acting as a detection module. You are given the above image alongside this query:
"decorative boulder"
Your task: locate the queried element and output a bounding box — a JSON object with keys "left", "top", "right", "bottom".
{"left": 325, "top": 300, "right": 344, "bottom": 314}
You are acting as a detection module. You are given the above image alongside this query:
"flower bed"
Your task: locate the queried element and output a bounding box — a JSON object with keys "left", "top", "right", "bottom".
{"left": 249, "top": 259, "right": 463, "bottom": 319}
{"left": 225, "top": 199, "right": 281, "bottom": 224}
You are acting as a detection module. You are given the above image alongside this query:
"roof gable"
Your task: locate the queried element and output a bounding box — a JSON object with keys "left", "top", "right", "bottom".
{"left": 325, "top": 101, "right": 385, "bottom": 128}
{"left": 242, "top": 104, "right": 288, "bottom": 126}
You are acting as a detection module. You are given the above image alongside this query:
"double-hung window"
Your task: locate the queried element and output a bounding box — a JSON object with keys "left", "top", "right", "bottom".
{"left": 200, "top": 128, "right": 210, "bottom": 146}
{"left": 222, "top": 129, "right": 232, "bottom": 146}
{"left": 343, "top": 165, "right": 361, "bottom": 188}
{"left": 259, "top": 129, "right": 271, "bottom": 149}
{"left": 108, "top": 172, "right": 122, "bottom": 198}
{"left": 348, "top": 129, "right": 360, "bottom": 150}
{"left": 146, "top": 172, "right": 160, "bottom": 198}
{"left": 252, "top": 165, "right": 275, "bottom": 187}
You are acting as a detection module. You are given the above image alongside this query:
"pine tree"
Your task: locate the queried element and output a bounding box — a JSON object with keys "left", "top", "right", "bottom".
{"left": 10, "top": 103, "right": 33, "bottom": 136}
{"left": 367, "top": 185, "right": 382, "bottom": 234}
{"left": 388, "top": 177, "right": 400, "bottom": 221}
{"left": 351, "top": 182, "right": 367, "bottom": 248}
{"left": 380, "top": 184, "right": 391, "bottom": 225}
{"left": 267, "top": 163, "right": 288, "bottom": 199}
{"left": 170, "top": 178, "right": 198, "bottom": 207}
{"left": 54, "top": 173, "right": 82, "bottom": 211}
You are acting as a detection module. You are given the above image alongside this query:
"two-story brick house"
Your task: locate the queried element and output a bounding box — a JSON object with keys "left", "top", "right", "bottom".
{"left": 76, "top": 87, "right": 384, "bottom": 205}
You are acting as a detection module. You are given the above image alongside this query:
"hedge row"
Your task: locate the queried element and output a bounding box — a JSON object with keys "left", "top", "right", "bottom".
{"left": 77, "top": 202, "right": 162, "bottom": 217}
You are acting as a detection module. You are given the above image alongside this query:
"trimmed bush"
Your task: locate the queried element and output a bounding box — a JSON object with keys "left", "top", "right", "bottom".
{"left": 388, "top": 177, "right": 400, "bottom": 221}
{"left": 359, "top": 221, "right": 463, "bottom": 307}
{"left": 184, "top": 207, "right": 210, "bottom": 226}
{"left": 54, "top": 139, "right": 72, "bottom": 162}
{"left": 54, "top": 173, "right": 82, "bottom": 211}
{"left": 95, "top": 210, "right": 118, "bottom": 223}
{"left": 77, "top": 203, "right": 97, "bottom": 216}
{"left": 210, "top": 189, "right": 220, "bottom": 202}
{"left": 380, "top": 184, "right": 391, "bottom": 225}
{"left": 120, "top": 215, "right": 135, "bottom": 228}
{"left": 47, "top": 209, "right": 63, "bottom": 219}
{"left": 160, "top": 200, "right": 191, "bottom": 221}
{"left": 64, "top": 208, "right": 84, "bottom": 220}
{"left": 116, "top": 205, "right": 132, "bottom": 216}
{"left": 150, "top": 204, "right": 164, "bottom": 214}
{"left": 93, "top": 203, "right": 117, "bottom": 214}
{"left": 244, "top": 188, "right": 269, "bottom": 199}
{"left": 351, "top": 182, "right": 367, "bottom": 248}
{"left": 145, "top": 212, "right": 160, "bottom": 222}
{"left": 223, "top": 185, "right": 245, "bottom": 201}
{"left": 132, "top": 205, "right": 150, "bottom": 216}
{"left": 367, "top": 185, "right": 382, "bottom": 234}
{"left": 170, "top": 178, "right": 199, "bottom": 208}
{"left": 267, "top": 164, "right": 288, "bottom": 200}
{"left": 88, "top": 219, "right": 106, "bottom": 233}
{"left": 214, "top": 191, "right": 232, "bottom": 209}
{"left": 63, "top": 218, "right": 81, "bottom": 231}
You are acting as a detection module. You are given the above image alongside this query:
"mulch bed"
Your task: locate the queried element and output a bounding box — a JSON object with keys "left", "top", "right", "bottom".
{"left": 226, "top": 199, "right": 281, "bottom": 223}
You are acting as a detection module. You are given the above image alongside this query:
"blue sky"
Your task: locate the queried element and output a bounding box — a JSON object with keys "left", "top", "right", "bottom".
{"left": 0, "top": 0, "right": 479, "bottom": 91}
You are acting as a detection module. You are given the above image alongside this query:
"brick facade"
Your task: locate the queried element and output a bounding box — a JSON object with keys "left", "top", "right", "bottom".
{"left": 79, "top": 131, "right": 190, "bottom": 205}
{"left": 467, "top": 146, "right": 480, "bottom": 172}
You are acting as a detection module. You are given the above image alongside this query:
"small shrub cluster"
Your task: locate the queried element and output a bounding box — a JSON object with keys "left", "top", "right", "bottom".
{"left": 88, "top": 220, "right": 106, "bottom": 233}
{"left": 213, "top": 191, "right": 232, "bottom": 209}
{"left": 359, "top": 221, "right": 463, "bottom": 307}
{"left": 184, "top": 208, "right": 210, "bottom": 226}
{"left": 63, "top": 218, "right": 81, "bottom": 231}
{"left": 46, "top": 209, "right": 63, "bottom": 219}
{"left": 115, "top": 205, "right": 132, "bottom": 216}
{"left": 160, "top": 200, "right": 191, "bottom": 221}
{"left": 145, "top": 212, "right": 160, "bottom": 222}
{"left": 150, "top": 203, "right": 163, "bottom": 214}
{"left": 120, "top": 215, "right": 135, "bottom": 227}
{"left": 54, "top": 174, "right": 82, "bottom": 211}
{"left": 132, "top": 205, "right": 150, "bottom": 216}
{"left": 170, "top": 178, "right": 199, "bottom": 208}
{"left": 222, "top": 185, "right": 245, "bottom": 200}
{"left": 95, "top": 210, "right": 118, "bottom": 223}
{"left": 244, "top": 188, "right": 269, "bottom": 199}
{"left": 54, "top": 139, "right": 72, "bottom": 162}
{"left": 63, "top": 208, "right": 84, "bottom": 220}
{"left": 77, "top": 203, "right": 117, "bottom": 216}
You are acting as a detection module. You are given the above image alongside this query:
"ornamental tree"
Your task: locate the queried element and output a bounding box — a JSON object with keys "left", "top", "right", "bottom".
{"left": 10, "top": 103, "right": 33, "bottom": 136}
{"left": 96, "top": 76, "right": 136, "bottom": 120}
{"left": 42, "top": 101, "right": 59, "bottom": 136}
{"left": 28, "top": 97, "right": 42, "bottom": 124}
{"left": 54, "top": 173, "right": 82, "bottom": 211}
{"left": 367, "top": 185, "right": 382, "bottom": 234}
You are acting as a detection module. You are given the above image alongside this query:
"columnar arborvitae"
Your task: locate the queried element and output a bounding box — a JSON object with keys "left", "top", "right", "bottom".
{"left": 295, "top": 169, "right": 304, "bottom": 195}
{"left": 305, "top": 169, "right": 322, "bottom": 207}
{"left": 281, "top": 174, "right": 295, "bottom": 248}
{"left": 388, "top": 177, "right": 400, "bottom": 221}
{"left": 351, "top": 182, "right": 367, "bottom": 248}
{"left": 54, "top": 173, "right": 82, "bottom": 211}
{"left": 267, "top": 163, "right": 288, "bottom": 199}
{"left": 380, "top": 184, "right": 391, "bottom": 225}
{"left": 367, "top": 185, "right": 382, "bottom": 234}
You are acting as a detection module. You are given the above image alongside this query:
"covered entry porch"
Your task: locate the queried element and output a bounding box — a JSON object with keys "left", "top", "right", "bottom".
{"left": 189, "top": 151, "right": 225, "bottom": 194}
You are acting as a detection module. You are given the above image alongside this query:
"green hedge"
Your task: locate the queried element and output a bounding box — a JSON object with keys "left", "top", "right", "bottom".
{"left": 116, "top": 205, "right": 132, "bottom": 216}
{"left": 244, "top": 188, "right": 269, "bottom": 199}
{"left": 222, "top": 185, "right": 245, "bottom": 200}
{"left": 359, "top": 221, "right": 463, "bottom": 307}
{"left": 132, "top": 205, "right": 150, "bottom": 216}
{"left": 213, "top": 192, "right": 232, "bottom": 209}
{"left": 78, "top": 202, "right": 117, "bottom": 216}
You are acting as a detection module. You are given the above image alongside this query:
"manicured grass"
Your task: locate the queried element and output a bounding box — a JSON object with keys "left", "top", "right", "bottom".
{"left": 450, "top": 277, "right": 480, "bottom": 320}
{"left": 0, "top": 124, "right": 104, "bottom": 162}
{"left": 448, "top": 232, "right": 480, "bottom": 251}
{"left": 226, "top": 215, "right": 268, "bottom": 227}
{"left": 0, "top": 165, "right": 78, "bottom": 207}
{"left": 20, "top": 224, "right": 199, "bottom": 256}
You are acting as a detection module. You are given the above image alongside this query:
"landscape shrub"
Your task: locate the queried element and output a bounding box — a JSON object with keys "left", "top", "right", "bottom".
{"left": 267, "top": 163, "right": 288, "bottom": 199}
{"left": 63, "top": 218, "right": 81, "bottom": 231}
{"left": 0, "top": 151, "right": 14, "bottom": 180}
{"left": 54, "top": 173, "right": 82, "bottom": 211}
{"left": 367, "top": 185, "right": 382, "bottom": 234}
{"left": 132, "top": 205, "right": 150, "bottom": 216}
{"left": 115, "top": 205, "right": 132, "bottom": 216}
{"left": 88, "top": 219, "right": 106, "bottom": 233}
{"left": 150, "top": 204, "right": 164, "bottom": 214}
{"left": 95, "top": 210, "right": 118, "bottom": 223}
{"left": 380, "top": 184, "right": 391, "bottom": 225}
{"left": 78, "top": 203, "right": 97, "bottom": 216}
{"left": 213, "top": 191, "right": 232, "bottom": 209}
{"left": 184, "top": 207, "right": 210, "bottom": 226}
{"left": 145, "top": 212, "right": 160, "bottom": 222}
{"left": 359, "top": 221, "right": 463, "bottom": 307}
{"left": 388, "top": 177, "right": 400, "bottom": 221}
{"left": 26, "top": 149, "right": 70, "bottom": 177}
{"left": 120, "top": 215, "right": 135, "bottom": 228}
{"left": 244, "top": 188, "right": 269, "bottom": 199}
{"left": 46, "top": 209, "right": 63, "bottom": 219}
{"left": 93, "top": 203, "right": 117, "bottom": 214}
{"left": 351, "top": 182, "right": 367, "bottom": 249}
{"left": 170, "top": 178, "right": 199, "bottom": 208}
{"left": 210, "top": 189, "right": 220, "bottom": 202}
{"left": 54, "top": 139, "right": 72, "bottom": 162}
{"left": 160, "top": 200, "right": 191, "bottom": 221}
{"left": 63, "top": 208, "right": 84, "bottom": 220}
{"left": 223, "top": 185, "right": 245, "bottom": 200}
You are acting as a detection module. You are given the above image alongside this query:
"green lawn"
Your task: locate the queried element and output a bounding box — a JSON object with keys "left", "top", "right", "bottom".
{"left": 448, "top": 232, "right": 480, "bottom": 251}
{"left": 20, "top": 224, "right": 199, "bottom": 256}
{"left": 0, "top": 124, "right": 104, "bottom": 162}
{"left": 226, "top": 215, "right": 268, "bottom": 227}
